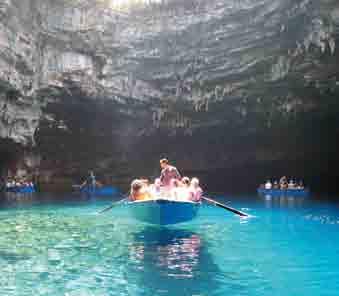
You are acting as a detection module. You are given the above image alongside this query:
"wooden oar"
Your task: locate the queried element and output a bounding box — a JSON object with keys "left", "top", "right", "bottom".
{"left": 97, "top": 197, "right": 128, "bottom": 214}
{"left": 202, "top": 196, "right": 249, "bottom": 217}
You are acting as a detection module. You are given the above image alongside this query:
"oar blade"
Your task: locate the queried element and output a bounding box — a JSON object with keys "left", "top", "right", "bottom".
{"left": 202, "top": 196, "right": 249, "bottom": 217}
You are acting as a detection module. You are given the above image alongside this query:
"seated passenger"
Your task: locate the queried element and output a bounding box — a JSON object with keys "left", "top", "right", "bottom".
{"left": 140, "top": 179, "right": 150, "bottom": 186}
{"left": 264, "top": 180, "right": 272, "bottom": 190}
{"left": 130, "top": 179, "right": 151, "bottom": 201}
{"left": 181, "top": 177, "right": 190, "bottom": 188}
{"left": 279, "top": 176, "right": 288, "bottom": 189}
{"left": 273, "top": 181, "right": 279, "bottom": 189}
{"left": 149, "top": 178, "right": 162, "bottom": 196}
{"left": 297, "top": 181, "right": 304, "bottom": 190}
{"left": 288, "top": 180, "right": 295, "bottom": 189}
{"left": 189, "top": 178, "right": 203, "bottom": 202}
{"left": 170, "top": 179, "right": 182, "bottom": 200}
{"left": 179, "top": 177, "right": 192, "bottom": 201}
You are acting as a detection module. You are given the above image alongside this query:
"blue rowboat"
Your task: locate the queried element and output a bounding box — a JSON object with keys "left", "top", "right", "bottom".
{"left": 257, "top": 188, "right": 309, "bottom": 197}
{"left": 5, "top": 186, "right": 36, "bottom": 193}
{"left": 128, "top": 199, "right": 200, "bottom": 225}
{"left": 80, "top": 186, "right": 120, "bottom": 196}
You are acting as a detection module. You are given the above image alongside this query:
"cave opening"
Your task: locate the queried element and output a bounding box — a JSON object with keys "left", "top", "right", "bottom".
{"left": 0, "top": 139, "right": 23, "bottom": 179}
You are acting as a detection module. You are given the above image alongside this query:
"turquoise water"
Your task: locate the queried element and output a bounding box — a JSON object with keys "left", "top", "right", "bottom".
{"left": 0, "top": 192, "right": 339, "bottom": 296}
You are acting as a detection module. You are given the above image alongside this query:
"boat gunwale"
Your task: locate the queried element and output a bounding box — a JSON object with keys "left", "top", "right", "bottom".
{"left": 127, "top": 198, "right": 201, "bottom": 206}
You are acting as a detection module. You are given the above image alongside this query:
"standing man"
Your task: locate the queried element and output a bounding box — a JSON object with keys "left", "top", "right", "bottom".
{"left": 80, "top": 171, "right": 97, "bottom": 192}
{"left": 159, "top": 158, "right": 181, "bottom": 187}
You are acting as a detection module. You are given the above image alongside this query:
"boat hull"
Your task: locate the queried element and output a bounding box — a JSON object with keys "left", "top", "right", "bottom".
{"left": 257, "top": 188, "right": 309, "bottom": 197}
{"left": 5, "top": 186, "right": 36, "bottom": 193}
{"left": 128, "top": 199, "right": 200, "bottom": 225}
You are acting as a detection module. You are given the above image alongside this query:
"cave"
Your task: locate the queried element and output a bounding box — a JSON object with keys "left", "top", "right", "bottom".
{"left": 0, "top": 0, "right": 339, "bottom": 194}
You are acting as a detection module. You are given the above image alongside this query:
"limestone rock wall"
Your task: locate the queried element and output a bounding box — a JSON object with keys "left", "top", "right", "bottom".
{"left": 0, "top": 0, "right": 339, "bottom": 191}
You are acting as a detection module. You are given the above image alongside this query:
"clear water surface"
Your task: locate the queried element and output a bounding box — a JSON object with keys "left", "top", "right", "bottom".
{"left": 0, "top": 192, "right": 338, "bottom": 296}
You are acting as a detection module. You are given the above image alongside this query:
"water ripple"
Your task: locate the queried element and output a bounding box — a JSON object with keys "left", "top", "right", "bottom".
{"left": 0, "top": 195, "right": 338, "bottom": 295}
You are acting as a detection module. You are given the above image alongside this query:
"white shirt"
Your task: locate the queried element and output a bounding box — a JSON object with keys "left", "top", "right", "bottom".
{"left": 265, "top": 182, "right": 272, "bottom": 190}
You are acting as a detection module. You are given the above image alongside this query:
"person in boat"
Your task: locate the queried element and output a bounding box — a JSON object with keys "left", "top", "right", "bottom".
{"left": 6, "top": 180, "right": 13, "bottom": 189}
{"left": 189, "top": 178, "right": 202, "bottom": 202}
{"left": 130, "top": 179, "right": 152, "bottom": 201}
{"left": 170, "top": 177, "right": 191, "bottom": 201}
{"left": 273, "top": 181, "right": 279, "bottom": 189}
{"left": 288, "top": 179, "right": 295, "bottom": 189}
{"left": 170, "top": 179, "right": 182, "bottom": 200}
{"left": 279, "top": 176, "right": 288, "bottom": 189}
{"left": 179, "top": 177, "right": 193, "bottom": 200}
{"left": 80, "top": 171, "right": 99, "bottom": 191}
{"left": 264, "top": 180, "right": 272, "bottom": 190}
{"left": 159, "top": 158, "right": 181, "bottom": 188}
{"left": 297, "top": 181, "right": 304, "bottom": 190}
{"left": 181, "top": 177, "right": 190, "bottom": 187}
{"left": 140, "top": 178, "right": 150, "bottom": 186}
{"left": 149, "top": 178, "right": 162, "bottom": 196}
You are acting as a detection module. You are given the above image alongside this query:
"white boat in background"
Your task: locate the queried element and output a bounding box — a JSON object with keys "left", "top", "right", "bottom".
{"left": 128, "top": 199, "right": 200, "bottom": 225}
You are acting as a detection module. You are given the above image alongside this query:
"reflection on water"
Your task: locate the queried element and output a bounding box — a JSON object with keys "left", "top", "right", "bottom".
{"left": 128, "top": 227, "right": 220, "bottom": 295}
{"left": 0, "top": 192, "right": 102, "bottom": 209}
{"left": 2, "top": 192, "right": 36, "bottom": 205}
{"left": 261, "top": 194, "right": 306, "bottom": 209}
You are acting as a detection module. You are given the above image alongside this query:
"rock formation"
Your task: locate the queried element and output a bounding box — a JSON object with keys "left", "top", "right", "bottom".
{"left": 1, "top": 0, "right": 339, "bottom": 192}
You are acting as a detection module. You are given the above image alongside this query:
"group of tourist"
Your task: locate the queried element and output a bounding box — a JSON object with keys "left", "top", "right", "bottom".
{"left": 130, "top": 158, "right": 203, "bottom": 202}
{"left": 5, "top": 179, "right": 35, "bottom": 190}
{"left": 261, "top": 176, "right": 305, "bottom": 190}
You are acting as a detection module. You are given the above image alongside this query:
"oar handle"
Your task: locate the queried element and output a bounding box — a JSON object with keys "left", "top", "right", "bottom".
{"left": 202, "top": 196, "right": 249, "bottom": 217}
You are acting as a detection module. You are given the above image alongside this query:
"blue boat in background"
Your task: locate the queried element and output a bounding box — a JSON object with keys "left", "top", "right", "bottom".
{"left": 257, "top": 188, "right": 310, "bottom": 197}
{"left": 5, "top": 185, "right": 36, "bottom": 194}
{"left": 80, "top": 186, "right": 120, "bottom": 196}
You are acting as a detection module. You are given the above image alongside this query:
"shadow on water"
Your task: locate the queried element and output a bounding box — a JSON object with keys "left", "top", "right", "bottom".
{"left": 127, "top": 226, "right": 221, "bottom": 296}
{"left": 0, "top": 250, "right": 31, "bottom": 263}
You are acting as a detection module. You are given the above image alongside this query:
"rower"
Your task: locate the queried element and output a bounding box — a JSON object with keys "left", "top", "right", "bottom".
{"left": 80, "top": 171, "right": 97, "bottom": 191}
{"left": 159, "top": 158, "right": 181, "bottom": 188}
